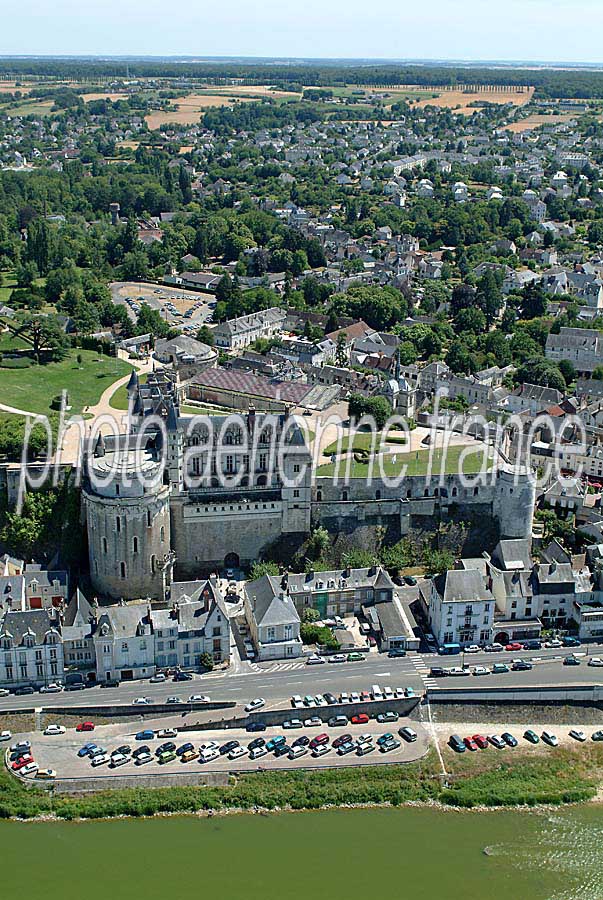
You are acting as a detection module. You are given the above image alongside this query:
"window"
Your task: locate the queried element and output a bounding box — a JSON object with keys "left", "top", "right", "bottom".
{"left": 133, "top": 536, "right": 138, "bottom": 554}
{"left": 293, "top": 464, "right": 300, "bottom": 473}
{"left": 293, "top": 489, "right": 300, "bottom": 498}
{"left": 160, "top": 526, "right": 165, "bottom": 543}
{"left": 121, "top": 642, "right": 128, "bottom": 652}
{"left": 102, "top": 537, "right": 107, "bottom": 554}
{"left": 116, "top": 516, "right": 121, "bottom": 533}
{"left": 147, "top": 510, "right": 152, "bottom": 527}
{"left": 151, "top": 554, "right": 156, "bottom": 575}
{"left": 120, "top": 562, "right": 126, "bottom": 579}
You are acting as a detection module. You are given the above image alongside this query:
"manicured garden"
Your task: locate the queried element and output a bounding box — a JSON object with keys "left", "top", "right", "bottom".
{"left": 317, "top": 445, "right": 491, "bottom": 478}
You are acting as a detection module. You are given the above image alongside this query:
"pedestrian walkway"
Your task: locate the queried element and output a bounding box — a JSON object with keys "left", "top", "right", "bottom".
{"left": 409, "top": 654, "right": 438, "bottom": 690}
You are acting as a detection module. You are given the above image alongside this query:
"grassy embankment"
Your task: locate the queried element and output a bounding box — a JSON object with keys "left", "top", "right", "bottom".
{"left": 317, "top": 444, "right": 490, "bottom": 478}
{"left": 1, "top": 746, "right": 601, "bottom": 821}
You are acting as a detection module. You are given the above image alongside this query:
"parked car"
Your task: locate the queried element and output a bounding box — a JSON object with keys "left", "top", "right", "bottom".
{"left": 291, "top": 695, "right": 304, "bottom": 709}
{"left": 265, "top": 737, "right": 286, "bottom": 752}
{"left": 18, "top": 762, "right": 38, "bottom": 777}
{"left": 113, "top": 745, "right": 132, "bottom": 757}
{"left": 446, "top": 667, "right": 470, "bottom": 677}
{"left": 464, "top": 645, "right": 480, "bottom": 654}
{"left": 350, "top": 713, "right": 370, "bottom": 725}
{"left": 149, "top": 673, "right": 166, "bottom": 683}
{"left": 337, "top": 741, "right": 356, "bottom": 756}
{"left": 562, "top": 636, "right": 581, "bottom": 648}
{"left": 306, "top": 655, "right": 325, "bottom": 665}
{"left": 388, "top": 648, "right": 406, "bottom": 658}
{"left": 522, "top": 640, "right": 542, "bottom": 650}
{"left": 492, "top": 663, "right": 509, "bottom": 674}
{"left": 488, "top": 735, "right": 506, "bottom": 749}
{"left": 288, "top": 745, "right": 308, "bottom": 760}
{"left": 246, "top": 721, "right": 267, "bottom": 733}
{"left": 283, "top": 719, "right": 303, "bottom": 730}
{"left": 304, "top": 716, "right": 323, "bottom": 728}
{"left": 473, "top": 734, "right": 489, "bottom": 749}
{"left": 591, "top": 731, "right": 603, "bottom": 742}
{"left": 156, "top": 742, "right": 176, "bottom": 756}
{"left": 569, "top": 729, "right": 587, "bottom": 743}
{"left": 134, "top": 752, "right": 153, "bottom": 766}
{"left": 228, "top": 746, "right": 247, "bottom": 761}
{"left": 332, "top": 733, "right": 353, "bottom": 749}
{"left": 157, "top": 728, "right": 177, "bottom": 738}
{"left": 544, "top": 638, "right": 562, "bottom": 648}
{"left": 176, "top": 742, "right": 195, "bottom": 757}
{"left": 463, "top": 737, "right": 478, "bottom": 752}
{"left": 311, "top": 743, "right": 330, "bottom": 758}
{"left": 376, "top": 711, "right": 399, "bottom": 723}
{"left": 501, "top": 732, "right": 518, "bottom": 747}
{"left": 77, "top": 743, "right": 96, "bottom": 758}
{"left": 292, "top": 736, "right": 310, "bottom": 748}
{"left": 12, "top": 755, "right": 35, "bottom": 771}
{"left": 309, "top": 733, "right": 329, "bottom": 750}
{"left": 173, "top": 671, "right": 193, "bottom": 682}
{"left": 347, "top": 652, "right": 364, "bottom": 662}
{"left": 588, "top": 657, "right": 603, "bottom": 667}
{"left": 157, "top": 750, "right": 176, "bottom": 765}
{"left": 248, "top": 738, "right": 266, "bottom": 752}
{"left": 429, "top": 667, "right": 447, "bottom": 678}
{"left": 541, "top": 731, "right": 559, "bottom": 747}
{"left": 328, "top": 654, "right": 347, "bottom": 664}
{"left": 110, "top": 753, "right": 130, "bottom": 768}
{"left": 249, "top": 746, "right": 268, "bottom": 761}
{"left": 44, "top": 724, "right": 66, "bottom": 736}
{"left": 484, "top": 643, "right": 504, "bottom": 652}
{"left": 323, "top": 692, "right": 338, "bottom": 705}
{"left": 76, "top": 722, "right": 95, "bottom": 732}
{"left": 135, "top": 730, "right": 155, "bottom": 741}
{"left": 472, "top": 666, "right": 490, "bottom": 676}
{"left": 219, "top": 740, "right": 239, "bottom": 756}
{"left": 379, "top": 738, "right": 400, "bottom": 754}
{"left": 132, "top": 745, "right": 151, "bottom": 758}
{"left": 505, "top": 642, "right": 523, "bottom": 651}
{"left": 199, "top": 748, "right": 220, "bottom": 764}
{"left": 91, "top": 754, "right": 110, "bottom": 768}
{"left": 399, "top": 726, "right": 418, "bottom": 743}
{"left": 40, "top": 683, "right": 63, "bottom": 693}
{"left": 524, "top": 729, "right": 540, "bottom": 744}
{"left": 274, "top": 743, "right": 292, "bottom": 758}
{"left": 376, "top": 733, "right": 395, "bottom": 747}
{"left": 0, "top": 730, "right": 11, "bottom": 742}
{"left": 14, "top": 685, "right": 35, "bottom": 695}
{"left": 328, "top": 715, "right": 349, "bottom": 728}
{"left": 245, "top": 698, "right": 265, "bottom": 712}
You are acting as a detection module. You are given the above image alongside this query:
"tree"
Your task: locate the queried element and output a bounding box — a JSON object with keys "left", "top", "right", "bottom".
{"left": 196, "top": 325, "right": 215, "bottom": 346}
{"left": 515, "top": 358, "right": 566, "bottom": 392}
{"left": 335, "top": 333, "right": 347, "bottom": 367}
{"left": 592, "top": 366, "right": 603, "bottom": 381}
{"left": 520, "top": 281, "right": 548, "bottom": 319}
{"left": 306, "top": 527, "right": 331, "bottom": 561}
{"left": 249, "top": 561, "right": 279, "bottom": 580}
{"left": 15, "top": 260, "right": 39, "bottom": 288}
{"left": 348, "top": 393, "right": 392, "bottom": 429}
{"left": 445, "top": 340, "right": 477, "bottom": 375}
{"left": 136, "top": 303, "right": 172, "bottom": 339}
{"left": 558, "top": 358, "right": 576, "bottom": 387}
{"left": 199, "top": 652, "right": 214, "bottom": 671}
{"left": 19, "top": 315, "right": 68, "bottom": 364}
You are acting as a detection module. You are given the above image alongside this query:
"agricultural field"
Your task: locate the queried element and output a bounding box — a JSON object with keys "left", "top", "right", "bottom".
{"left": 503, "top": 112, "right": 577, "bottom": 132}
{"left": 144, "top": 85, "right": 299, "bottom": 129}
{"left": 414, "top": 86, "right": 534, "bottom": 114}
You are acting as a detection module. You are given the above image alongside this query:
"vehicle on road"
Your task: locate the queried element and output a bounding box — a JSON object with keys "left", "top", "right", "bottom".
{"left": 44, "top": 724, "right": 66, "bottom": 735}
{"left": 306, "top": 655, "right": 325, "bottom": 665}
{"left": 464, "top": 645, "right": 480, "bottom": 654}
{"left": 166, "top": 696, "right": 183, "bottom": 704}
{"left": 133, "top": 697, "right": 150, "bottom": 705}
{"left": 524, "top": 730, "right": 540, "bottom": 744}
{"left": 149, "top": 673, "right": 166, "bottom": 683}
{"left": 511, "top": 659, "right": 533, "bottom": 671}
{"left": 399, "top": 727, "right": 418, "bottom": 742}
{"left": 188, "top": 694, "right": 210, "bottom": 703}
{"left": 472, "top": 666, "right": 490, "bottom": 676}
{"left": 40, "top": 683, "right": 63, "bottom": 693}
{"left": 429, "top": 667, "right": 447, "bottom": 677}
{"left": 541, "top": 731, "right": 559, "bottom": 747}
{"left": 245, "top": 698, "right": 265, "bottom": 713}
{"left": 563, "top": 655, "right": 580, "bottom": 666}
{"left": 157, "top": 728, "right": 178, "bottom": 738}
{"left": 135, "top": 730, "right": 155, "bottom": 741}
{"left": 569, "top": 729, "right": 586, "bottom": 742}
{"left": 328, "top": 654, "right": 347, "bottom": 664}
{"left": 76, "top": 722, "right": 95, "bottom": 732}
{"left": 388, "top": 648, "right": 406, "bottom": 658}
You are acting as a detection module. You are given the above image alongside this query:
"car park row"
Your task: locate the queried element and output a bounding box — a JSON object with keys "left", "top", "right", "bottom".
{"left": 448, "top": 728, "right": 603, "bottom": 752}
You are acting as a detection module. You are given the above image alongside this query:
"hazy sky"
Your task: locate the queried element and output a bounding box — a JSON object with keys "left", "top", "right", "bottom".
{"left": 1, "top": 0, "right": 602, "bottom": 64}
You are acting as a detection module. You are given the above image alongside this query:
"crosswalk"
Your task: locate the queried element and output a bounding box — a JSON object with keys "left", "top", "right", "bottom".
{"left": 261, "top": 661, "right": 307, "bottom": 674}
{"left": 409, "top": 655, "right": 438, "bottom": 691}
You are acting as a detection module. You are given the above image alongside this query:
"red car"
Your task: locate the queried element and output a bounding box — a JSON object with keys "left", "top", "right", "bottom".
{"left": 472, "top": 734, "right": 489, "bottom": 749}
{"left": 350, "top": 713, "right": 369, "bottom": 725}
{"left": 309, "top": 733, "right": 329, "bottom": 749}
{"left": 76, "top": 722, "right": 95, "bottom": 732}
{"left": 12, "top": 755, "right": 34, "bottom": 770}
{"left": 332, "top": 733, "right": 353, "bottom": 749}
{"left": 505, "top": 642, "right": 523, "bottom": 651}
{"left": 360, "top": 691, "right": 371, "bottom": 702}
{"left": 464, "top": 737, "right": 478, "bottom": 751}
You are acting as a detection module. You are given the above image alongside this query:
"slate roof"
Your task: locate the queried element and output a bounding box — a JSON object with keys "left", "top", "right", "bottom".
{"left": 246, "top": 576, "right": 300, "bottom": 627}
{"left": 433, "top": 569, "right": 493, "bottom": 604}
{"left": 0, "top": 608, "right": 61, "bottom": 645}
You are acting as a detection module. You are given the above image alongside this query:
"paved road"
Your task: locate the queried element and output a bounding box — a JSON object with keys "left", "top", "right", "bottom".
{"left": 2, "top": 646, "right": 602, "bottom": 714}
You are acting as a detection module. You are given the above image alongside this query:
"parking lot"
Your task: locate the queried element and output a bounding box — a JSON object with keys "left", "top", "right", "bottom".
{"left": 110, "top": 281, "right": 216, "bottom": 334}
{"left": 6, "top": 714, "right": 430, "bottom": 784}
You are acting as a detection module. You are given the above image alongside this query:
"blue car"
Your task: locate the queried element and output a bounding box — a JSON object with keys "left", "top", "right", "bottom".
{"left": 135, "top": 730, "right": 155, "bottom": 741}
{"left": 246, "top": 721, "right": 267, "bottom": 732}
{"left": 77, "top": 742, "right": 97, "bottom": 757}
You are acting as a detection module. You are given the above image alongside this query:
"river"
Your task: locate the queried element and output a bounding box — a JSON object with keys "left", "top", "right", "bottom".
{"left": 3, "top": 806, "right": 603, "bottom": 899}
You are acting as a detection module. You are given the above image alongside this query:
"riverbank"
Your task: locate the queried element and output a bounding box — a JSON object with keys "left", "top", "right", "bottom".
{"left": 3, "top": 745, "right": 603, "bottom": 821}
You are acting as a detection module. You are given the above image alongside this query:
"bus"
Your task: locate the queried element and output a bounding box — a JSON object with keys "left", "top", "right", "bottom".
{"left": 438, "top": 643, "right": 461, "bottom": 655}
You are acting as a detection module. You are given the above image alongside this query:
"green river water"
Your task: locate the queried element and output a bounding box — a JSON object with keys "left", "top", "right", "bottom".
{"left": 2, "top": 806, "right": 603, "bottom": 900}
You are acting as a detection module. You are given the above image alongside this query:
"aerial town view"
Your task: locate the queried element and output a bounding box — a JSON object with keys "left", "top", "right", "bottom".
{"left": 3, "top": 2, "right": 603, "bottom": 898}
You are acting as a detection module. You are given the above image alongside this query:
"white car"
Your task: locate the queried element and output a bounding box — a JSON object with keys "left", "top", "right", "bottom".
{"left": 134, "top": 752, "right": 153, "bottom": 766}
{"left": 91, "top": 753, "right": 110, "bottom": 767}
{"left": 189, "top": 695, "right": 210, "bottom": 703}
{"left": 588, "top": 657, "right": 603, "bottom": 667}
{"left": 291, "top": 695, "right": 304, "bottom": 709}
{"left": 350, "top": 692, "right": 360, "bottom": 703}
{"left": 19, "top": 762, "right": 38, "bottom": 777}
{"left": 133, "top": 697, "right": 150, "bottom": 705}
{"left": 40, "top": 682, "right": 63, "bottom": 693}
{"left": 150, "top": 673, "right": 166, "bottom": 683}
{"left": 447, "top": 667, "right": 471, "bottom": 677}
{"left": 110, "top": 753, "right": 130, "bottom": 768}
{"left": 306, "top": 654, "right": 325, "bottom": 665}
{"left": 157, "top": 728, "right": 178, "bottom": 738}
{"left": 249, "top": 746, "right": 268, "bottom": 760}
{"left": 464, "top": 645, "right": 481, "bottom": 654}
{"left": 0, "top": 688, "right": 10, "bottom": 697}
{"left": 545, "top": 639, "right": 563, "bottom": 648}
{"left": 357, "top": 733, "right": 373, "bottom": 746}
{"left": 314, "top": 695, "right": 328, "bottom": 707}
{"left": 44, "top": 724, "right": 66, "bottom": 735}
{"left": 472, "top": 666, "right": 490, "bottom": 676}
{"left": 328, "top": 654, "right": 346, "bottom": 664}
{"left": 304, "top": 716, "right": 323, "bottom": 728}
{"left": 166, "top": 696, "right": 182, "bottom": 705}
{"left": 228, "top": 745, "right": 247, "bottom": 761}
{"left": 569, "top": 729, "right": 587, "bottom": 742}
{"left": 0, "top": 730, "right": 12, "bottom": 742}
{"left": 283, "top": 719, "right": 303, "bottom": 729}
{"left": 311, "top": 743, "right": 330, "bottom": 758}
{"left": 383, "top": 686, "right": 394, "bottom": 700}
{"left": 199, "top": 748, "right": 220, "bottom": 764}
{"left": 199, "top": 741, "right": 220, "bottom": 753}
{"left": 245, "top": 698, "right": 265, "bottom": 713}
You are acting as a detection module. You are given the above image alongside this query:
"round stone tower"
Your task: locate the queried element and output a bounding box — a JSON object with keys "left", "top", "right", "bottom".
{"left": 82, "top": 434, "right": 172, "bottom": 600}
{"left": 492, "top": 462, "right": 536, "bottom": 540}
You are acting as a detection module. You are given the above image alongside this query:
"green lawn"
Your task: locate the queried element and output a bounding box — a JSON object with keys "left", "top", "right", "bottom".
{"left": 323, "top": 430, "right": 407, "bottom": 456}
{"left": 316, "top": 445, "right": 491, "bottom": 478}
{"left": 110, "top": 373, "right": 148, "bottom": 410}
{"left": 0, "top": 350, "right": 131, "bottom": 416}
{"left": 0, "top": 270, "right": 17, "bottom": 306}
{"left": 110, "top": 378, "right": 230, "bottom": 416}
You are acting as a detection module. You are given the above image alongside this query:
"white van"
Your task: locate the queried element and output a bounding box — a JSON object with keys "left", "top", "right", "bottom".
{"left": 371, "top": 684, "right": 384, "bottom": 701}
